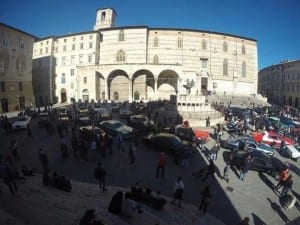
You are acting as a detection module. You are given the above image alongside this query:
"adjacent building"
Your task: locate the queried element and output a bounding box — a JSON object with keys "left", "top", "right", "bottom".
{"left": 0, "top": 23, "right": 36, "bottom": 113}
{"left": 33, "top": 7, "right": 258, "bottom": 105}
{"left": 258, "top": 60, "right": 300, "bottom": 107}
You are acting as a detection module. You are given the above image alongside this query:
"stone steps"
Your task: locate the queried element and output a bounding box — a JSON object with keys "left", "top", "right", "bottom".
{"left": 0, "top": 174, "right": 225, "bottom": 225}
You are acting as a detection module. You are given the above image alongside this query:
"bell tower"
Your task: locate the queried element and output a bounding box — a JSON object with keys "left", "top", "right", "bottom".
{"left": 94, "top": 8, "right": 117, "bottom": 30}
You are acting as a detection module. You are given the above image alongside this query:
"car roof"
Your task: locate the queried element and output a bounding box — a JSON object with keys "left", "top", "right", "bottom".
{"left": 101, "top": 120, "right": 121, "bottom": 125}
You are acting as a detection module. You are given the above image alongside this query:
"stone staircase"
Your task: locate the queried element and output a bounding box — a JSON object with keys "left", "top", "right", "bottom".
{"left": 206, "top": 94, "right": 269, "bottom": 107}
{"left": 0, "top": 174, "right": 225, "bottom": 225}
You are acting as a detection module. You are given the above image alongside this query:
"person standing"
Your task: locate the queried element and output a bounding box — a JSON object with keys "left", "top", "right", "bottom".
{"left": 223, "top": 163, "right": 230, "bottom": 183}
{"left": 156, "top": 152, "right": 166, "bottom": 178}
{"left": 27, "top": 124, "right": 33, "bottom": 140}
{"left": 214, "top": 141, "right": 221, "bottom": 161}
{"left": 199, "top": 185, "right": 211, "bottom": 215}
{"left": 116, "top": 133, "right": 125, "bottom": 152}
{"left": 3, "top": 159, "right": 20, "bottom": 197}
{"left": 274, "top": 165, "right": 289, "bottom": 191}
{"left": 170, "top": 176, "right": 184, "bottom": 208}
{"left": 94, "top": 162, "right": 107, "bottom": 191}
{"left": 240, "top": 155, "right": 251, "bottom": 181}
{"left": 10, "top": 140, "right": 19, "bottom": 160}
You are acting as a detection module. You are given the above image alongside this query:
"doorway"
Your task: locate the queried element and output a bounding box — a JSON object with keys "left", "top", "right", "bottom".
{"left": 1, "top": 98, "right": 8, "bottom": 113}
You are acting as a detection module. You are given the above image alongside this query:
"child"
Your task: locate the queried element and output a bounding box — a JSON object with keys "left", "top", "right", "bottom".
{"left": 223, "top": 163, "right": 230, "bottom": 183}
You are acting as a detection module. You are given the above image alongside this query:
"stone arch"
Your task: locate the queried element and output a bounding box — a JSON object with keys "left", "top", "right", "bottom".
{"left": 157, "top": 69, "right": 179, "bottom": 99}
{"left": 61, "top": 88, "right": 67, "bottom": 103}
{"left": 96, "top": 72, "right": 105, "bottom": 100}
{"left": 132, "top": 69, "right": 155, "bottom": 101}
{"left": 295, "top": 97, "right": 299, "bottom": 108}
{"left": 288, "top": 96, "right": 293, "bottom": 106}
{"left": 107, "top": 69, "right": 129, "bottom": 101}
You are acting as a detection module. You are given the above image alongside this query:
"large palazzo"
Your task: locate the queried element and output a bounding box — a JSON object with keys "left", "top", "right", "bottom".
{"left": 32, "top": 8, "right": 258, "bottom": 106}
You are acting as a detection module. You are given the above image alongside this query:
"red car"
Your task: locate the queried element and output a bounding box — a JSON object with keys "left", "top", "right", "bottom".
{"left": 252, "top": 131, "right": 294, "bottom": 148}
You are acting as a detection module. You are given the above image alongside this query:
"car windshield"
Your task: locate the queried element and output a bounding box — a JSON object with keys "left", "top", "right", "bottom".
{"left": 109, "top": 122, "right": 124, "bottom": 128}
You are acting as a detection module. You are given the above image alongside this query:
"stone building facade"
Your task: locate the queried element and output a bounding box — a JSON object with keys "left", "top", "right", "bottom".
{"left": 33, "top": 7, "right": 258, "bottom": 104}
{"left": 0, "top": 23, "right": 36, "bottom": 112}
{"left": 258, "top": 60, "right": 300, "bottom": 107}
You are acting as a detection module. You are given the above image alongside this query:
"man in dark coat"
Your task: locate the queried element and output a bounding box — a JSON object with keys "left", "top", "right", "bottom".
{"left": 94, "top": 162, "right": 107, "bottom": 191}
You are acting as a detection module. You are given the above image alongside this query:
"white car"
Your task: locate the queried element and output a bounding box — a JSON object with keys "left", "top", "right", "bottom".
{"left": 282, "top": 145, "right": 300, "bottom": 162}
{"left": 12, "top": 116, "right": 31, "bottom": 130}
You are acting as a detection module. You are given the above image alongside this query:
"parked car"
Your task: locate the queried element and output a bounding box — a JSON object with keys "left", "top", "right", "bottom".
{"left": 12, "top": 116, "right": 31, "bottom": 130}
{"left": 252, "top": 131, "right": 295, "bottom": 148}
{"left": 78, "top": 109, "right": 91, "bottom": 126}
{"left": 38, "top": 112, "right": 49, "bottom": 128}
{"left": 144, "top": 132, "right": 193, "bottom": 155}
{"left": 119, "top": 107, "right": 132, "bottom": 118}
{"left": 128, "top": 114, "right": 153, "bottom": 131}
{"left": 94, "top": 108, "right": 112, "bottom": 122}
{"left": 231, "top": 149, "right": 282, "bottom": 179}
{"left": 280, "top": 144, "right": 300, "bottom": 162}
{"left": 98, "top": 120, "right": 133, "bottom": 139}
{"left": 221, "top": 136, "right": 251, "bottom": 150}
{"left": 79, "top": 126, "right": 106, "bottom": 145}
{"left": 174, "top": 123, "right": 209, "bottom": 143}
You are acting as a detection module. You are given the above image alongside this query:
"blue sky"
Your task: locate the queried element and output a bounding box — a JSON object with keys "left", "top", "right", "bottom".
{"left": 1, "top": 0, "right": 299, "bottom": 69}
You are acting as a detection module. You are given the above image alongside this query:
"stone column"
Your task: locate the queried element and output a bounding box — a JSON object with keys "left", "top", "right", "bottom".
{"left": 154, "top": 78, "right": 158, "bottom": 100}
{"left": 128, "top": 78, "right": 133, "bottom": 102}
{"left": 104, "top": 78, "right": 108, "bottom": 100}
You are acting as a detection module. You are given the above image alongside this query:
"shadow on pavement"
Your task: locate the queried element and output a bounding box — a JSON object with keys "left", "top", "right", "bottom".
{"left": 252, "top": 212, "right": 267, "bottom": 225}
{"left": 288, "top": 163, "right": 300, "bottom": 177}
{"left": 267, "top": 197, "right": 291, "bottom": 224}
{"left": 258, "top": 173, "right": 275, "bottom": 191}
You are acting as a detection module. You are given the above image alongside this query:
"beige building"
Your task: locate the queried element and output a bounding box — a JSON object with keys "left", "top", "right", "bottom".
{"left": 0, "top": 23, "right": 36, "bottom": 112}
{"left": 33, "top": 7, "right": 258, "bottom": 104}
{"left": 258, "top": 60, "right": 300, "bottom": 107}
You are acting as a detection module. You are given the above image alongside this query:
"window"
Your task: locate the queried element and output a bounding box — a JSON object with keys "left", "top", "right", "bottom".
{"left": 119, "top": 30, "right": 125, "bottom": 42}
{"left": 81, "top": 36, "right": 84, "bottom": 41}
{"left": 84, "top": 77, "right": 87, "bottom": 84}
{"left": 80, "top": 43, "right": 83, "bottom": 49}
{"left": 45, "top": 47, "right": 48, "bottom": 54}
{"left": 55, "top": 47, "right": 58, "bottom": 53}
{"left": 223, "top": 41, "right": 228, "bottom": 52}
{"left": 61, "top": 73, "right": 66, "bottom": 84}
{"left": 202, "top": 39, "right": 207, "bottom": 50}
{"left": 177, "top": 37, "right": 182, "bottom": 48}
{"left": 1, "top": 82, "right": 5, "bottom": 92}
{"left": 223, "top": 59, "right": 228, "bottom": 76}
{"left": 153, "top": 55, "right": 158, "bottom": 64}
{"left": 88, "top": 54, "right": 92, "bottom": 63}
{"left": 89, "top": 42, "right": 93, "bottom": 48}
{"left": 89, "top": 35, "right": 93, "bottom": 40}
{"left": 242, "top": 61, "right": 246, "bottom": 77}
{"left": 116, "top": 50, "right": 125, "bottom": 62}
{"left": 154, "top": 37, "right": 158, "bottom": 47}
{"left": 72, "top": 44, "right": 75, "bottom": 50}
{"left": 200, "top": 58, "right": 208, "bottom": 69}
{"left": 242, "top": 44, "right": 246, "bottom": 55}
{"left": 73, "top": 37, "right": 76, "bottom": 41}
{"left": 18, "top": 82, "right": 23, "bottom": 91}
{"left": 113, "top": 91, "right": 119, "bottom": 100}
{"left": 64, "top": 39, "right": 67, "bottom": 43}
{"left": 71, "top": 82, "right": 74, "bottom": 89}
{"left": 62, "top": 57, "right": 66, "bottom": 65}
{"left": 101, "top": 12, "right": 106, "bottom": 21}
{"left": 63, "top": 45, "right": 66, "bottom": 52}
{"left": 39, "top": 49, "right": 43, "bottom": 54}
{"left": 71, "top": 55, "right": 75, "bottom": 64}
{"left": 79, "top": 55, "right": 83, "bottom": 63}
{"left": 71, "top": 69, "right": 74, "bottom": 76}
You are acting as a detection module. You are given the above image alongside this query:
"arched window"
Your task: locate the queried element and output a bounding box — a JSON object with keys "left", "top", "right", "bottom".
{"left": 242, "top": 44, "right": 246, "bottom": 55}
{"left": 202, "top": 39, "right": 207, "bottom": 50}
{"left": 153, "top": 55, "right": 158, "bottom": 64}
{"left": 134, "top": 91, "right": 140, "bottom": 100}
{"left": 223, "top": 41, "right": 228, "bottom": 52}
{"left": 177, "top": 37, "right": 182, "bottom": 48}
{"left": 116, "top": 50, "right": 125, "bottom": 62}
{"left": 288, "top": 96, "right": 293, "bottom": 106}
{"left": 113, "top": 91, "right": 119, "bottom": 100}
{"left": 119, "top": 30, "right": 125, "bottom": 42}
{"left": 242, "top": 61, "right": 246, "bottom": 77}
{"left": 154, "top": 37, "right": 158, "bottom": 47}
{"left": 101, "top": 12, "right": 106, "bottom": 21}
{"left": 223, "top": 59, "right": 228, "bottom": 76}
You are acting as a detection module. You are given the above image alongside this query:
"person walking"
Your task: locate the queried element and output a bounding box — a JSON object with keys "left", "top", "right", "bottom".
{"left": 274, "top": 165, "right": 289, "bottom": 191}
{"left": 214, "top": 141, "right": 221, "bottom": 160}
{"left": 223, "top": 163, "right": 230, "bottom": 183}
{"left": 116, "top": 132, "right": 125, "bottom": 152}
{"left": 156, "top": 152, "right": 166, "bottom": 178}
{"left": 240, "top": 155, "right": 251, "bottom": 181}
{"left": 39, "top": 148, "right": 49, "bottom": 173}
{"left": 128, "top": 143, "right": 136, "bottom": 167}
{"left": 94, "top": 162, "right": 107, "bottom": 191}
{"left": 27, "top": 124, "right": 33, "bottom": 140}
{"left": 9, "top": 140, "right": 19, "bottom": 160}
{"left": 281, "top": 174, "right": 293, "bottom": 196}
{"left": 199, "top": 185, "right": 211, "bottom": 215}
{"left": 3, "top": 159, "right": 20, "bottom": 197}
{"left": 202, "top": 159, "right": 215, "bottom": 181}
{"left": 170, "top": 176, "right": 184, "bottom": 208}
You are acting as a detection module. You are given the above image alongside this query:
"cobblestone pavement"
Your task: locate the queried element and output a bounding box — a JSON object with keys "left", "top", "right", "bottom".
{"left": 0, "top": 113, "right": 299, "bottom": 225}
